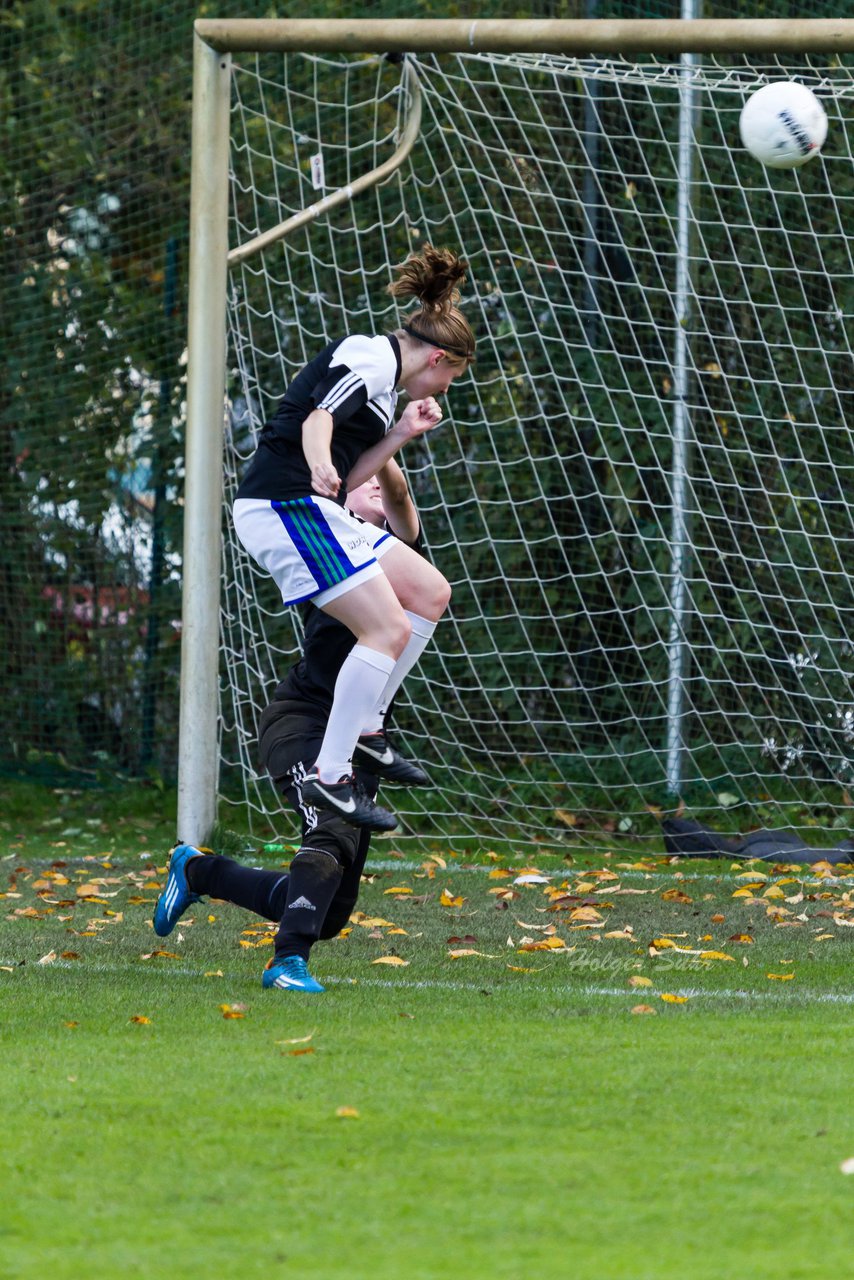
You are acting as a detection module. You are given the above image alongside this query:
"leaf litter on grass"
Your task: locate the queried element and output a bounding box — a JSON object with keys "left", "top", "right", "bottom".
{"left": 3, "top": 835, "right": 854, "bottom": 1007}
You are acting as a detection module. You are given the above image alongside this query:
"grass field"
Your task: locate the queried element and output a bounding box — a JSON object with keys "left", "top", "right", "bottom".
{"left": 2, "top": 778, "right": 853, "bottom": 1279}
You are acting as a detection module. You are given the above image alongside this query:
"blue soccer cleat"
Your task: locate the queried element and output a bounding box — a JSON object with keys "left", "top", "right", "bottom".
{"left": 262, "top": 955, "right": 325, "bottom": 993}
{"left": 152, "top": 844, "right": 203, "bottom": 937}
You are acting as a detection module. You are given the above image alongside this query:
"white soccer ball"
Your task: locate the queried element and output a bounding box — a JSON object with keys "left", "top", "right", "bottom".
{"left": 739, "top": 81, "right": 827, "bottom": 170}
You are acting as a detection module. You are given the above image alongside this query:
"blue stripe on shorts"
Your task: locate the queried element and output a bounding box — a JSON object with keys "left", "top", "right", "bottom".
{"left": 271, "top": 497, "right": 356, "bottom": 592}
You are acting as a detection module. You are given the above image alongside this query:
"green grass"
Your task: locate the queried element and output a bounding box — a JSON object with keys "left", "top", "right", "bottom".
{"left": 2, "top": 779, "right": 854, "bottom": 1278}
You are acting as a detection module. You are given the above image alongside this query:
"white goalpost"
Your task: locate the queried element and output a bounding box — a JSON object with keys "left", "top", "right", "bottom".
{"left": 181, "top": 18, "right": 854, "bottom": 851}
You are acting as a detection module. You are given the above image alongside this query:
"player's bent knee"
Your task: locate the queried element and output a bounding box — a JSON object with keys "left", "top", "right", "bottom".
{"left": 300, "top": 818, "right": 360, "bottom": 869}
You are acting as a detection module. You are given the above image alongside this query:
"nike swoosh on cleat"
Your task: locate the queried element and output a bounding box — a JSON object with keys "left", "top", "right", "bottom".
{"left": 312, "top": 785, "right": 356, "bottom": 814}
{"left": 358, "top": 744, "right": 395, "bottom": 765}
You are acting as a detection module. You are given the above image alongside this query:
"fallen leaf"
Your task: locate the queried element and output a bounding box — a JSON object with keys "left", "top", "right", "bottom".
{"left": 37, "top": 950, "right": 57, "bottom": 966}
{"left": 439, "top": 888, "right": 465, "bottom": 908}
{"left": 383, "top": 886, "right": 412, "bottom": 895}
{"left": 660, "top": 993, "right": 689, "bottom": 1003}
{"left": 766, "top": 972, "right": 795, "bottom": 981}
{"left": 840, "top": 1157, "right": 854, "bottom": 1175}
{"left": 371, "top": 956, "right": 409, "bottom": 966}
{"left": 140, "top": 949, "right": 180, "bottom": 960}
{"left": 661, "top": 888, "right": 693, "bottom": 904}
{"left": 336, "top": 1106, "right": 360, "bottom": 1118}
{"left": 568, "top": 906, "right": 602, "bottom": 922}
{"left": 699, "top": 950, "right": 735, "bottom": 962}
{"left": 631, "top": 1004, "right": 657, "bottom": 1015}
{"left": 628, "top": 975, "right": 653, "bottom": 988}
{"left": 129, "top": 1015, "right": 152, "bottom": 1024}
{"left": 75, "top": 882, "right": 104, "bottom": 897}
{"left": 728, "top": 933, "right": 754, "bottom": 944}
{"left": 275, "top": 1032, "right": 315, "bottom": 1046}
{"left": 287, "top": 1046, "right": 314, "bottom": 1056}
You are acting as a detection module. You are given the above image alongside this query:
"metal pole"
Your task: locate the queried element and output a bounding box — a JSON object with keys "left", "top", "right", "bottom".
{"left": 194, "top": 17, "right": 854, "bottom": 55}
{"left": 665, "top": 0, "right": 699, "bottom": 796}
{"left": 177, "top": 34, "right": 232, "bottom": 844}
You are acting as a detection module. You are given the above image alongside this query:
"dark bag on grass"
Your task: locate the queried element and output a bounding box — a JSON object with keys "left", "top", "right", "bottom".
{"left": 661, "top": 817, "right": 854, "bottom": 865}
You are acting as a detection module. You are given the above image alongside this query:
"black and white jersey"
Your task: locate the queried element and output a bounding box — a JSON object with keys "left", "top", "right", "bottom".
{"left": 237, "top": 333, "right": 402, "bottom": 504}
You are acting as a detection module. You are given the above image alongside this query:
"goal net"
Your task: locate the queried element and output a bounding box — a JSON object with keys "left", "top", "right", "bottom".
{"left": 218, "top": 44, "right": 854, "bottom": 849}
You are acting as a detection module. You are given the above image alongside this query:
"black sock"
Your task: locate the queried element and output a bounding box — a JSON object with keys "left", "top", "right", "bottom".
{"left": 186, "top": 854, "right": 289, "bottom": 923}
{"left": 274, "top": 848, "right": 343, "bottom": 963}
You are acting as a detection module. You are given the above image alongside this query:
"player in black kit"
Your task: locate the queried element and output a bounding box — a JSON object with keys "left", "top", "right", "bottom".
{"left": 153, "top": 465, "right": 429, "bottom": 992}
{"left": 232, "top": 244, "right": 475, "bottom": 834}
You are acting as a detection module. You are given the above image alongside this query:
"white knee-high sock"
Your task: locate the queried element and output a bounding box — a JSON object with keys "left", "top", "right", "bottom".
{"left": 363, "top": 612, "right": 437, "bottom": 734}
{"left": 315, "top": 644, "right": 396, "bottom": 781}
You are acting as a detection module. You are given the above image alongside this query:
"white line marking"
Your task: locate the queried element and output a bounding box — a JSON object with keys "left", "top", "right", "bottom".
{"left": 2, "top": 959, "right": 851, "bottom": 1002}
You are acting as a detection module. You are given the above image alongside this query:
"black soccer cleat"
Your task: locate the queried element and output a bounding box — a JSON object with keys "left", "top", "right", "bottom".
{"left": 353, "top": 732, "right": 430, "bottom": 786}
{"left": 300, "top": 769, "right": 399, "bottom": 832}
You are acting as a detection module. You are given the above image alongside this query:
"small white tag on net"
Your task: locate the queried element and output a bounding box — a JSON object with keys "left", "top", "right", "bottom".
{"left": 310, "top": 153, "right": 325, "bottom": 190}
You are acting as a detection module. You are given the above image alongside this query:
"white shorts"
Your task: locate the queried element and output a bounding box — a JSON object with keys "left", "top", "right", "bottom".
{"left": 233, "top": 495, "right": 397, "bottom": 607}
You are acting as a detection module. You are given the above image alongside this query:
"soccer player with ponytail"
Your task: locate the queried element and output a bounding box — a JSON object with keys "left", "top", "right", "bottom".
{"left": 232, "top": 244, "right": 475, "bottom": 834}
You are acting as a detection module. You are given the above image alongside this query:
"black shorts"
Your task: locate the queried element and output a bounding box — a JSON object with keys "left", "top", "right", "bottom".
{"left": 258, "top": 705, "right": 379, "bottom": 868}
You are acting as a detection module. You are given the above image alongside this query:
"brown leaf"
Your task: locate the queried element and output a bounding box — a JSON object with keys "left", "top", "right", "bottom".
{"left": 631, "top": 1003, "right": 657, "bottom": 1015}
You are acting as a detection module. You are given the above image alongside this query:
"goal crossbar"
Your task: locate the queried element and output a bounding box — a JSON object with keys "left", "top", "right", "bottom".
{"left": 195, "top": 18, "right": 854, "bottom": 56}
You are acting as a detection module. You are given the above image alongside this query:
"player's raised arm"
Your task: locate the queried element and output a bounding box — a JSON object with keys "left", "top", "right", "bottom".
{"left": 374, "top": 459, "right": 420, "bottom": 546}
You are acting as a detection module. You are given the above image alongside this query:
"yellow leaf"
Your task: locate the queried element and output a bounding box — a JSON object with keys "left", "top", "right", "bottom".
{"left": 488, "top": 868, "right": 513, "bottom": 879}
{"left": 660, "top": 993, "right": 689, "bottom": 1003}
{"left": 383, "top": 886, "right": 412, "bottom": 895}
{"left": 650, "top": 937, "right": 676, "bottom": 949}
{"left": 129, "top": 1015, "right": 152, "bottom": 1024}
{"left": 628, "top": 975, "right": 653, "bottom": 988}
{"left": 439, "top": 888, "right": 465, "bottom": 907}
{"left": 766, "top": 972, "right": 795, "bottom": 981}
{"left": 518, "top": 936, "right": 571, "bottom": 952}
{"left": 371, "top": 956, "right": 409, "bottom": 966}
{"left": 728, "top": 933, "right": 754, "bottom": 944}
{"left": 336, "top": 1106, "right": 360, "bottom": 1118}
{"left": 568, "top": 906, "right": 602, "bottom": 922}
{"left": 140, "top": 949, "right": 180, "bottom": 960}
{"left": 763, "top": 885, "right": 785, "bottom": 899}
{"left": 448, "top": 948, "right": 486, "bottom": 959}
{"left": 699, "top": 950, "right": 735, "bottom": 962}
{"left": 554, "top": 809, "right": 577, "bottom": 827}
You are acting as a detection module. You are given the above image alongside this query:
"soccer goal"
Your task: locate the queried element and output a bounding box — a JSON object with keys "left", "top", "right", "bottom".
{"left": 181, "top": 18, "right": 854, "bottom": 851}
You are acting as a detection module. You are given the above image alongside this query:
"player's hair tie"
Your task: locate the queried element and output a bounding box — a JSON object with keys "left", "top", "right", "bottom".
{"left": 402, "top": 322, "right": 473, "bottom": 360}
